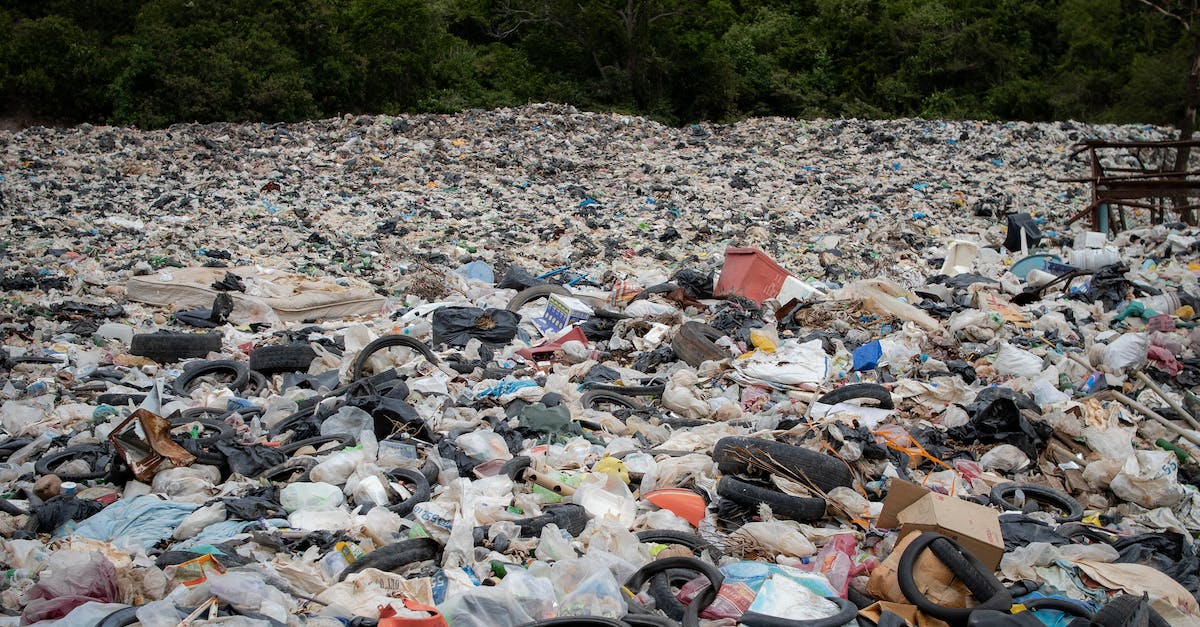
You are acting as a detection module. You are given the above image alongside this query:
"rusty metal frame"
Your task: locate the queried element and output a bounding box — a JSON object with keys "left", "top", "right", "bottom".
{"left": 1061, "top": 138, "right": 1200, "bottom": 233}
{"left": 109, "top": 408, "right": 196, "bottom": 481}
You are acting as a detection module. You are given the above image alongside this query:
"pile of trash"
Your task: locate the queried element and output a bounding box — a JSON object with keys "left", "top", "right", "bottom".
{"left": 2, "top": 105, "right": 1200, "bottom": 626}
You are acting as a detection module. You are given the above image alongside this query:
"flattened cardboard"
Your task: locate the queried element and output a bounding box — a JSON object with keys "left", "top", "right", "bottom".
{"left": 877, "top": 480, "right": 1004, "bottom": 570}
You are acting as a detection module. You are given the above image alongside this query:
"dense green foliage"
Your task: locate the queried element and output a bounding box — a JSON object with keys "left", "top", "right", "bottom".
{"left": 0, "top": 0, "right": 1193, "bottom": 127}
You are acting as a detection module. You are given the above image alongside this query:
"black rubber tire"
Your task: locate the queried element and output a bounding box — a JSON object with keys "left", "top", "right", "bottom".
{"left": 336, "top": 537, "right": 441, "bottom": 582}
{"left": 580, "top": 389, "right": 647, "bottom": 411}
{"left": 897, "top": 532, "right": 1012, "bottom": 625}
{"left": 717, "top": 476, "right": 827, "bottom": 521}
{"left": 385, "top": 467, "right": 431, "bottom": 517}
{"left": 625, "top": 556, "right": 724, "bottom": 627}
{"left": 1090, "top": 594, "right": 1169, "bottom": 627}
{"left": 267, "top": 407, "right": 319, "bottom": 439}
{"left": 260, "top": 457, "right": 317, "bottom": 483}
{"left": 514, "top": 504, "right": 589, "bottom": 537}
{"left": 130, "top": 332, "right": 222, "bottom": 363}
{"left": 96, "top": 392, "right": 147, "bottom": 406}
{"left": 1021, "top": 597, "right": 1094, "bottom": 618}
{"left": 622, "top": 616, "right": 675, "bottom": 627}
{"left": 503, "top": 455, "right": 532, "bottom": 480}
{"left": 172, "top": 359, "right": 249, "bottom": 396}
{"left": 518, "top": 619, "right": 631, "bottom": 627}
{"left": 34, "top": 444, "right": 112, "bottom": 481}
{"left": 351, "top": 335, "right": 440, "bottom": 381}
{"left": 97, "top": 606, "right": 140, "bottom": 627}
{"left": 712, "top": 436, "right": 853, "bottom": 492}
{"left": 816, "top": 383, "right": 894, "bottom": 409}
{"left": 584, "top": 383, "right": 666, "bottom": 397}
{"left": 740, "top": 597, "right": 858, "bottom": 627}
{"left": 0, "top": 438, "right": 33, "bottom": 463}
{"left": 648, "top": 568, "right": 694, "bottom": 621}
{"left": 278, "top": 434, "right": 356, "bottom": 456}
{"left": 169, "top": 416, "right": 234, "bottom": 448}
{"left": 635, "top": 530, "right": 723, "bottom": 560}
{"left": 672, "top": 321, "right": 728, "bottom": 367}
{"left": 249, "top": 344, "right": 317, "bottom": 374}
{"left": 244, "top": 369, "right": 270, "bottom": 395}
{"left": 847, "top": 586, "right": 875, "bottom": 610}
{"left": 506, "top": 284, "right": 573, "bottom": 312}
{"left": 990, "top": 483, "right": 1084, "bottom": 523}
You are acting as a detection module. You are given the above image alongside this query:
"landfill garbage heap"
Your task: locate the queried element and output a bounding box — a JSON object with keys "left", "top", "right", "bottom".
{"left": 1, "top": 104, "right": 1200, "bottom": 625}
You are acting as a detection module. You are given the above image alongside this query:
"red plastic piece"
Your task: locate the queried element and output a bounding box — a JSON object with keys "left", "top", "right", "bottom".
{"left": 644, "top": 488, "right": 706, "bottom": 527}
{"left": 715, "top": 247, "right": 791, "bottom": 304}
{"left": 516, "top": 326, "right": 589, "bottom": 362}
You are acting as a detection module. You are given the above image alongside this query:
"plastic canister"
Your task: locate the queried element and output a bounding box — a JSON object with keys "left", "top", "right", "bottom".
{"left": 1068, "top": 247, "right": 1121, "bottom": 271}
{"left": 1140, "top": 293, "right": 1182, "bottom": 315}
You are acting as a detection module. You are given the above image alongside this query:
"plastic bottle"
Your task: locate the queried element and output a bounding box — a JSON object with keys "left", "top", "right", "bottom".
{"left": 8, "top": 432, "right": 55, "bottom": 466}
{"left": 280, "top": 482, "right": 345, "bottom": 512}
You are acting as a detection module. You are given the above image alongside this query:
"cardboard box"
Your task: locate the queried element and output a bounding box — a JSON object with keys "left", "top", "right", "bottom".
{"left": 533, "top": 294, "right": 592, "bottom": 335}
{"left": 877, "top": 480, "right": 1004, "bottom": 570}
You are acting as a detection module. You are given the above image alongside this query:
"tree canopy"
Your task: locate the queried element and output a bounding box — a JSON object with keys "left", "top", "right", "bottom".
{"left": 0, "top": 0, "right": 1192, "bottom": 127}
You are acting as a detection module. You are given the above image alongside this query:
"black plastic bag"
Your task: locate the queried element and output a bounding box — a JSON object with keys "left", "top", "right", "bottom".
{"left": 31, "top": 495, "right": 106, "bottom": 533}
{"left": 210, "top": 272, "right": 246, "bottom": 292}
{"left": 431, "top": 307, "right": 519, "bottom": 347}
{"left": 497, "top": 266, "right": 543, "bottom": 290}
{"left": 1070, "top": 263, "right": 1130, "bottom": 311}
{"left": 951, "top": 387, "right": 1049, "bottom": 458}
{"left": 217, "top": 485, "right": 282, "bottom": 521}
{"left": 580, "top": 315, "right": 619, "bottom": 341}
{"left": 999, "top": 514, "right": 1070, "bottom": 550}
{"left": 345, "top": 394, "right": 430, "bottom": 441}
{"left": 175, "top": 292, "right": 234, "bottom": 328}
{"left": 1113, "top": 532, "right": 1200, "bottom": 600}
{"left": 215, "top": 441, "right": 287, "bottom": 477}
{"left": 1003, "top": 213, "right": 1042, "bottom": 252}
{"left": 671, "top": 268, "right": 714, "bottom": 300}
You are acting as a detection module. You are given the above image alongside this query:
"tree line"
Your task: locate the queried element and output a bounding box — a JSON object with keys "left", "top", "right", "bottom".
{"left": 0, "top": 0, "right": 1192, "bottom": 128}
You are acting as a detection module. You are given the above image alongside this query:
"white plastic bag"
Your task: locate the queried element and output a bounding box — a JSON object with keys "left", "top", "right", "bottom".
{"left": 992, "top": 342, "right": 1043, "bottom": 378}
{"left": 1103, "top": 333, "right": 1149, "bottom": 371}
{"left": 1111, "top": 450, "right": 1185, "bottom": 508}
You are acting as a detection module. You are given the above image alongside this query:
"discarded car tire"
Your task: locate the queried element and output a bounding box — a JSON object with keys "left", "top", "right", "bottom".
{"left": 336, "top": 537, "right": 441, "bottom": 581}
{"left": 584, "top": 382, "right": 666, "bottom": 397}
{"left": 513, "top": 504, "right": 589, "bottom": 537}
{"left": 1020, "top": 597, "right": 1093, "bottom": 618}
{"left": 712, "top": 436, "right": 854, "bottom": 492}
{"left": 518, "top": 619, "right": 631, "bottom": 627}
{"left": 739, "top": 596, "right": 858, "bottom": 627}
{"left": 0, "top": 438, "right": 32, "bottom": 463}
{"left": 506, "top": 284, "right": 572, "bottom": 312}
{"left": 503, "top": 455, "right": 532, "bottom": 480}
{"left": 385, "top": 467, "right": 431, "bottom": 517}
{"left": 351, "top": 334, "right": 440, "bottom": 381}
{"left": 168, "top": 416, "right": 234, "bottom": 448}
{"left": 897, "top": 532, "right": 1012, "bottom": 625}
{"left": 989, "top": 483, "right": 1084, "bottom": 523}
{"left": 625, "top": 556, "right": 724, "bottom": 627}
{"left": 97, "top": 606, "right": 140, "bottom": 627}
{"left": 260, "top": 457, "right": 318, "bottom": 483}
{"left": 130, "top": 332, "right": 222, "bottom": 363}
{"left": 580, "top": 389, "right": 647, "bottom": 411}
{"left": 34, "top": 445, "right": 113, "bottom": 482}
{"left": 672, "top": 322, "right": 728, "bottom": 367}
{"left": 716, "top": 476, "right": 827, "bottom": 521}
{"left": 1089, "top": 594, "right": 1169, "bottom": 627}
{"left": 172, "top": 359, "right": 249, "bottom": 396}
{"left": 249, "top": 344, "right": 317, "bottom": 374}
{"left": 277, "top": 434, "right": 356, "bottom": 456}
{"left": 635, "top": 529, "right": 723, "bottom": 560}
{"left": 245, "top": 369, "right": 270, "bottom": 395}
{"left": 815, "top": 383, "right": 894, "bottom": 409}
